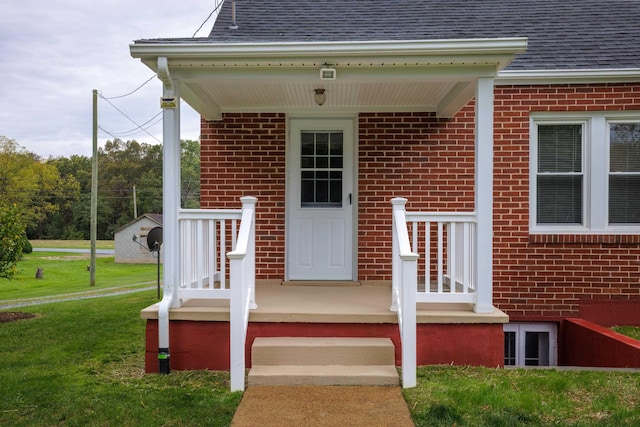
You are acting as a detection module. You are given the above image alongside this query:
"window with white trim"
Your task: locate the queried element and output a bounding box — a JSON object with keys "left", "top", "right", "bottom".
{"left": 504, "top": 323, "right": 557, "bottom": 367}
{"left": 530, "top": 112, "right": 640, "bottom": 233}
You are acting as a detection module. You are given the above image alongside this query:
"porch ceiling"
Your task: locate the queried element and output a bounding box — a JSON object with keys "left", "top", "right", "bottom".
{"left": 130, "top": 38, "right": 527, "bottom": 120}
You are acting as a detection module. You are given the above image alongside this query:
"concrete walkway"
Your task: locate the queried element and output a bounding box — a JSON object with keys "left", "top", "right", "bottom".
{"left": 231, "top": 385, "right": 415, "bottom": 426}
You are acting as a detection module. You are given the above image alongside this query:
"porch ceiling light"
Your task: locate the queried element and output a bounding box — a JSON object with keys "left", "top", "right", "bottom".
{"left": 314, "top": 88, "right": 326, "bottom": 106}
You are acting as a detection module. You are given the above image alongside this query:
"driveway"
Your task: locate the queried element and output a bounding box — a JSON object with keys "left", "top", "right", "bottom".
{"left": 33, "top": 248, "right": 115, "bottom": 255}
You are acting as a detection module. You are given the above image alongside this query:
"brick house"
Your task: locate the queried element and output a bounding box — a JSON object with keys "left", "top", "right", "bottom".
{"left": 130, "top": 1, "right": 640, "bottom": 390}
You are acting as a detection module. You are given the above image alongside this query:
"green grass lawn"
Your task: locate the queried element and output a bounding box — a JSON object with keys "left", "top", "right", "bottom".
{"left": 405, "top": 366, "right": 640, "bottom": 426}
{"left": 2, "top": 247, "right": 639, "bottom": 426}
{"left": 612, "top": 326, "right": 640, "bottom": 341}
{"left": 1, "top": 252, "right": 158, "bottom": 301}
{"left": 0, "top": 293, "right": 240, "bottom": 426}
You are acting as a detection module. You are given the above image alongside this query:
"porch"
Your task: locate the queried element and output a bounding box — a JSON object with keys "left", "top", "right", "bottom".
{"left": 129, "top": 36, "right": 528, "bottom": 391}
{"left": 142, "top": 283, "right": 507, "bottom": 385}
{"left": 141, "top": 196, "right": 507, "bottom": 390}
{"left": 142, "top": 283, "right": 508, "bottom": 324}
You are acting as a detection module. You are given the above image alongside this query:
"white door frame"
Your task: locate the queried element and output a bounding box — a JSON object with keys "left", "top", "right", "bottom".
{"left": 285, "top": 116, "right": 358, "bottom": 281}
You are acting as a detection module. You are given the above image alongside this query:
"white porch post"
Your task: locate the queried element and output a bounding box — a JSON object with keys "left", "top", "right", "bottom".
{"left": 157, "top": 57, "right": 182, "bottom": 373}
{"left": 474, "top": 77, "right": 495, "bottom": 314}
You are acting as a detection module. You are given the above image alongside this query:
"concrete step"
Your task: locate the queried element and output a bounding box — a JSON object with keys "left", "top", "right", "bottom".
{"left": 248, "top": 365, "right": 399, "bottom": 386}
{"left": 248, "top": 337, "right": 399, "bottom": 386}
{"left": 251, "top": 337, "right": 395, "bottom": 366}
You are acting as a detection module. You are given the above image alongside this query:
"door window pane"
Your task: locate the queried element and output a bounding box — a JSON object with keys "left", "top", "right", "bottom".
{"left": 300, "top": 131, "right": 343, "bottom": 208}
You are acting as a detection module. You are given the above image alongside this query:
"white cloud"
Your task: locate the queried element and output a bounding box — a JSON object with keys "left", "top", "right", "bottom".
{"left": 0, "top": 0, "right": 218, "bottom": 158}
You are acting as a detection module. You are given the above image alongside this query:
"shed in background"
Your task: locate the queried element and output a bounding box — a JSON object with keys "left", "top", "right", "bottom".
{"left": 114, "top": 213, "right": 163, "bottom": 264}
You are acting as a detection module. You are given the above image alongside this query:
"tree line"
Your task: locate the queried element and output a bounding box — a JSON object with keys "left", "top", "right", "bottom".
{"left": 0, "top": 135, "right": 200, "bottom": 241}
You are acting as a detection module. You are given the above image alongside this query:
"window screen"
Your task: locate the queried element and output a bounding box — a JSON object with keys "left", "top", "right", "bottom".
{"left": 609, "top": 123, "right": 640, "bottom": 224}
{"left": 536, "top": 125, "right": 583, "bottom": 224}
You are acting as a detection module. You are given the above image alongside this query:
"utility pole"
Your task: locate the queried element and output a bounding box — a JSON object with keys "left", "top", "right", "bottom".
{"left": 133, "top": 185, "right": 138, "bottom": 218}
{"left": 90, "top": 89, "right": 98, "bottom": 286}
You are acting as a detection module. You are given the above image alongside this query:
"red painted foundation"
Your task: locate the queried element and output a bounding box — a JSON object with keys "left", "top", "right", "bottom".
{"left": 579, "top": 300, "right": 640, "bottom": 328}
{"left": 561, "top": 318, "right": 640, "bottom": 368}
{"left": 144, "top": 320, "right": 505, "bottom": 373}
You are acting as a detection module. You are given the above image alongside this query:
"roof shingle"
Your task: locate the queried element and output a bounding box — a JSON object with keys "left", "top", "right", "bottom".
{"left": 204, "top": 0, "right": 640, "bottom": 71}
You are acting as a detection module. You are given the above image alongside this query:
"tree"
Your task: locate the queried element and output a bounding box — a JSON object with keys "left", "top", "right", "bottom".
{"left": 0, "top": 136, "right": 201, "bottom": 241}
{"left": 0, "top": 136, "right": 73, "bottom": 238}
{"left": 0, "top": 203, "right": 27, "bottom": 279}
{"left": 181, "top": 139, "right": 201, "bottom": 209}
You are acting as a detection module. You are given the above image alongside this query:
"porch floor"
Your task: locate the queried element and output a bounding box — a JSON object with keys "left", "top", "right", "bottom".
{"left": 141, "top": 285, "right": 508, "bottom": 324}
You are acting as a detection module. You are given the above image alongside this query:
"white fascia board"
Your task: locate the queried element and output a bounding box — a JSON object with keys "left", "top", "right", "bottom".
{"left": 130, "top": 37, "right": 528, "bottom": 65}
{"left": 497, "top": 68, "right": 640, "bottom": 85}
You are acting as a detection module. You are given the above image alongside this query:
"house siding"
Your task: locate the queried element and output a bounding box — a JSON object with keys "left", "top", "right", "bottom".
{"left": 201, "top": 113, "right": 287, "bottom": 280}
{"left": 493, "top": 83, "right": 640, "bottom": 321}
{"left": 199, "top": 83, "right": 640, "bottom": 322}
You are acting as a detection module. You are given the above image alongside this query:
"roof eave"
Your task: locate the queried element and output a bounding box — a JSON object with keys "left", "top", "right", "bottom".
{"left": 130, "top": 37, "right": 528, "bottom": 68}
{"left": 497, "top": 68, "right": 640, "bottom": 85}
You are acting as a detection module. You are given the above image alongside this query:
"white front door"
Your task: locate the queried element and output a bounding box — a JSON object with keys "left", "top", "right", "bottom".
{"left": 287, "top": 119, "right": 355, "bottom": 280}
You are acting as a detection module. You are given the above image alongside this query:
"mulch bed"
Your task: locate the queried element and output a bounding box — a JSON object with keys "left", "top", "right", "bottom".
{"left": 0, "top": 312, "right": 36, "bottom": 323}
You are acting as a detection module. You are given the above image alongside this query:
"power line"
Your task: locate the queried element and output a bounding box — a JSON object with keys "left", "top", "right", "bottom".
{"left": 106, "top": 112, "right": 163, "bottom": 138}
{"left": 98, "top": 94, "right": 162, "bottom": 143}
{"left": 101, "top": 74, "right": 156, "bottom": 100}
{"left": 192, "top": 1, "right": 225, "bottom": 37}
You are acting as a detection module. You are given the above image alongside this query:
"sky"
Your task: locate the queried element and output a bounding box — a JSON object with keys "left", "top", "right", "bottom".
{"left": 1, "top": 0, "right": 222, "bottom": 158}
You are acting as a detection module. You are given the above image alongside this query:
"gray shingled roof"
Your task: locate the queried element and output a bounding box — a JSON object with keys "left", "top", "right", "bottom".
{"left": 203, "top": 0, "right": 640, "bottom": 71}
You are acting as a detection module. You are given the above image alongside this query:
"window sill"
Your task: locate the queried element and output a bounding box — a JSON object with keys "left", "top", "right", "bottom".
{"left": 529, "top": 234, "right": 640, "bottom": 244}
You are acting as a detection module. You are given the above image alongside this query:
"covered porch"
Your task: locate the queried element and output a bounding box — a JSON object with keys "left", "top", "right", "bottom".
{"left": 130, "top": 36, "right": 527, "bottom": 391}
{"left": 141, "top": 283, "right": 507, "bottom": 379}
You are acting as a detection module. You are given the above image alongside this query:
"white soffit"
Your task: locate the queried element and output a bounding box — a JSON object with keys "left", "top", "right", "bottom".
{"left": 130, "top": 38, "right": 528, "bottom": 119}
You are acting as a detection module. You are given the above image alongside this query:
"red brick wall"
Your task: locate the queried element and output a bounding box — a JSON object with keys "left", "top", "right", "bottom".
{"left": 358, "top": 111, "right": 476, "bottom": 280}
{"left": 493, "top": 83, "right": 640, "bottom": 321}
{"left": 200, "top": 113, "right": 287, "bottom": 279}
{"left": 199, "top": 84, "right": 640, "bottom": 321}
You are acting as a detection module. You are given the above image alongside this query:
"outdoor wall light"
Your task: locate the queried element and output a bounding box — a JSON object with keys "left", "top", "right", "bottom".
{"left": 314, "top": 88, "right": 326, "bottom": 106}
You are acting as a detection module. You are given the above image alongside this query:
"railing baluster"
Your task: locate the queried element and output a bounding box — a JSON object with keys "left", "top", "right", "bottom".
{"left": 232, "top": 219, "right": 238, "bottom": 249}
{"left": 220, "top": 219, "right": 226, "bottom": 290}
{"left": 196, "top": 219, "right": 204, "bottom": 288}
{"left": 462, "top": 222, "right": 470, "bottom": 293}
{"left": 437, "top": 222, "right": 443, "bottom": 293}
{"left": 207, "top": 220, "right": 213, "bottom": 286}
{"left": 212, "top": 220, "right": 218, "bottom": 288}
{"left": 424, "top": 221, "right": 430, "bottom": 294}
{"left": 449, "top": 222, "right": 456, "bottom": 293}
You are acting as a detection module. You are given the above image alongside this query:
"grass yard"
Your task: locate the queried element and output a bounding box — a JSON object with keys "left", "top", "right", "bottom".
{"left": 1, "top": 244, "right": 639, "bottom": 425}
{"left": 612, "top": 326, "right": 640, "bottom": 341}
{"left": 405, "top": 366, "right": 640, "bottom": 426}
{"left": 0, "top": 292, "right": 241, "bottom": 427}
{"left": 2, "top": 289, "right": 639, "bottom": 427}
{"left": 1, "top": 251, "right": 158, "bottom": 301}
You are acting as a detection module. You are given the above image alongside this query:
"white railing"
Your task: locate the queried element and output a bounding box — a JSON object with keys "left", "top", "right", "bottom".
{"left": 391, "top": 198, "right": 418, "bottom": 388}
{"left": 406, "top": 211, "right": 477, "bottom": 303}
{"left": 178, "top": 196, "right": 257, "bottom": 391}
{"left": 178, "top": 208, "right": 240, "bottom": 299}
{"left": 228, "top": 196, "right": 257, "bottom": 392}
{"left": 391, "top": 197, "right": 480, "bottom": 388}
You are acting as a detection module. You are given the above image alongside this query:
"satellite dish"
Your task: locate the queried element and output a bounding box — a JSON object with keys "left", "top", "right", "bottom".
{"left": 147, "top": 227, "right": 163, "bottom": 251}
